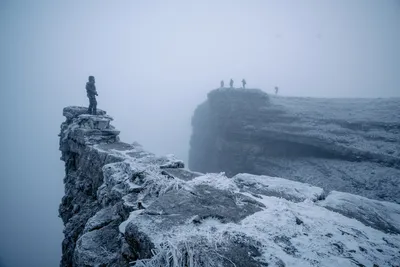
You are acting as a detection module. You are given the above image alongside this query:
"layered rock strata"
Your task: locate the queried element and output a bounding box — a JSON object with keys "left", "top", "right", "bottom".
{"left": 189, "top": 88, "right": 400, "bottom": 203}
{"left": 59, "top": 106, "right": 400, "bottom": 267}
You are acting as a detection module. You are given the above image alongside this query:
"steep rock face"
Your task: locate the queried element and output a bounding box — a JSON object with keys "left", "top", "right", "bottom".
{"left": 189, "top": 88, "right": 400, "bottom": 203}
{"left": 59, "top": 106, "right": 400, "bottom": 267}
{"left": 59, "top": 107, "right": 125, "bottom": 266}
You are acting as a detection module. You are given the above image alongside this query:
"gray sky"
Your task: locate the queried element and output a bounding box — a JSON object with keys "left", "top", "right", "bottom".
{"left": 0, "top": 1, "right": 399, "bottom": 266}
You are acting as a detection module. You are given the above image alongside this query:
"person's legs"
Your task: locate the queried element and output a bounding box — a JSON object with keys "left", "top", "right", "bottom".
{"left": 92, "top": 98, "right": 97, "bottom": 115}
{"left": 88, "top": 98, "right": 93, "bottom": 114}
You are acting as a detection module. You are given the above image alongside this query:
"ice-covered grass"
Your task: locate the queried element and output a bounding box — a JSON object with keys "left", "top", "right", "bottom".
{"left": 116, "top": 169, "right": 400, "bottom": 266}
{"left": 128, "top": 188, "right": 400, "bottom": 266}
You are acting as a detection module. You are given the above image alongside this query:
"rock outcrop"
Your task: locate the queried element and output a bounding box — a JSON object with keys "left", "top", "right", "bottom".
{"left": 59, "top": 106, "right": 400, "bottom": 267}
{"left": 189, "top": 88, "right": 400, "bottom": 203}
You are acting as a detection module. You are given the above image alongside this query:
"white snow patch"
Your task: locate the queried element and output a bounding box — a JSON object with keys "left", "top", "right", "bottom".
{"left": 186, "top": 172, "right": 239, "bottom": 192}
{"left": 234, "top": 173, "right": 324, "bottom": 202}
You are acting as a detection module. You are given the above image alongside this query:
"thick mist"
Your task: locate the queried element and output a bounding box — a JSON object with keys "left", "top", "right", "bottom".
{"left": 0, "top": 1, "right": 399, "bottom": 266}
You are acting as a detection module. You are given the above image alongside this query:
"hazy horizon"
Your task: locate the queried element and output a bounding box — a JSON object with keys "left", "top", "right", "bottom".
{"left": 1, "top": 1, "right": 399, "bottom": 266}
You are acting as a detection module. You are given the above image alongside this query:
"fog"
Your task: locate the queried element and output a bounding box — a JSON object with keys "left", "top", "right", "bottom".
{"left": 0, "top": 0, "right": 399, "bottom": 266}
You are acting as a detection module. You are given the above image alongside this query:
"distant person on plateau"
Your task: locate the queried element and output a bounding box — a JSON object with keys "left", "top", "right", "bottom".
{"left": 275, "top": 86, "right": 279, "bottom": 95}
{"left": 86, "top": 75, "right": 98, "bottom": 115}
{"left": 230, "top": 78, "right": 234, "bottom": 88}
{"left": 220, "top": 80, "right": 224, "bottom": 88}
{"left": 242, "top": 79, "right": 246, "bottom": 89}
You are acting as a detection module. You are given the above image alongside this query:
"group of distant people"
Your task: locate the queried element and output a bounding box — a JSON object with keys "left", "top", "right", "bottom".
{"left": 220, "top": 79, "right": 279, "bottom": 95}
{"left": 220, "top": 79, "right": 247, "bottom": 89}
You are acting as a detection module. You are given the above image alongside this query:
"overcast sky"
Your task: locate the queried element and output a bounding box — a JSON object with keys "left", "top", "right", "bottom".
{"left": 0, "top": 1, "right": 399, "bottom": 266}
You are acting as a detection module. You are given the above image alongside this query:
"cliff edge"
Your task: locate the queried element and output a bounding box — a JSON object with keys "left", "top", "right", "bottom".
{"left": 189, "top": 88, "right": 400, "bottom": 203}
{"left": 59, "top": 106, "right": 400, "bottom": 267}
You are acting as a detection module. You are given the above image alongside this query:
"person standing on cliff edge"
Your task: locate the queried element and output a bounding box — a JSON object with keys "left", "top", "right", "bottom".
{"left": 242, "top": 79, "right": 246, "bottom": 89}
{"left": 230, "top": 78, "right": 234, "bottom": 88}
{"left": 86, "top": 76, "right": 98, "bottom": 115}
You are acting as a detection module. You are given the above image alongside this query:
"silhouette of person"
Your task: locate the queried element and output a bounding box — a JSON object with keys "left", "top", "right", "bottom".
{"left": 86, "top": 76, "right": 98, "bottom": 115}
{"left": 242, "top": 79, "right": 246, "bottom": 89}
{"left": 275, "top": 86, "right": 279, "bottom": 95}
{"left": 230, "top": 79, "right": 234, "bottom": 88}
{"left": 220, "top": 80, "right": 224, "bottom": 88}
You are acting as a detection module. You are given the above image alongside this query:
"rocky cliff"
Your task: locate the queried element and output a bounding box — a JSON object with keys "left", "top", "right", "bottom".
{"left": 59, "top": 106, "right": 400, "bottom": 267}
{"left": 189, "top": 88, "right": 400, "bottom": 203}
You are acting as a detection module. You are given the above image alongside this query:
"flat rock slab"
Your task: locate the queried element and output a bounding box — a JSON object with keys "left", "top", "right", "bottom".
{"left": 63, "top": 106, "right": 106, "bottom": 120}
{"left": 319, "top": 191, "right": 400, "bottom": 234}
{"left": 234, "top": 173, "right": 325, "bottom": 202}
{"left": 75, "top": 225, "right": 121, "bottom": 266}
{"left": 83, "top": 206, "right": 121, "bottom": 233}
{"left": 136, "top": 184, "right": 265, "bottom": 231}
{"left": 97, "top": 142, "right": 136, "bottom": 152}
{"left": 160, "top": 168, "right": 203, "bottom": 181}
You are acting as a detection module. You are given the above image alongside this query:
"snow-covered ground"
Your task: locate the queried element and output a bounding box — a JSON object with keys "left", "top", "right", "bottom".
{"left": 93, "top": 140, "right": 400, "bottom": 266}
{"left": 113, "top": 160, "right": 400, "bottom": 267}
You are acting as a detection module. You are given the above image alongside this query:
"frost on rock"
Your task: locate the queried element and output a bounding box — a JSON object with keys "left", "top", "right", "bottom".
{"left": 234, "top": 173, "right": 325, "bottom": 202}
{"left": 160, "top": 154, "right": 185, "bottom": 169}
{"left": 59, "top": 106, "right": 400, "bottom": 267}
{"left": 319, "top": 191, "right": 400, "bottom": 234}
{"left": 123, "top": 171, "right": 400, "bottom": 267}
{"left": 59, "top": 106, "right": 119, "bottom": 152}
{"left": 63, "top": 106, "right": 107, "bottom": 121}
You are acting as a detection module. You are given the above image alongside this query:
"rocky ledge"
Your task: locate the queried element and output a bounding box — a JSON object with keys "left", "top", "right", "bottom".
{"left": 59, "top": 106, "right": 400, "bottom": 267}
{"left": 189, "top": 88, "right": 400, "bottom": 203}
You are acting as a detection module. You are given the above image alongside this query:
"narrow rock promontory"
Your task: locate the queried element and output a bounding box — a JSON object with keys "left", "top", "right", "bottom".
{"left": 59, "top": 106, "right": 400, "bottom": 267}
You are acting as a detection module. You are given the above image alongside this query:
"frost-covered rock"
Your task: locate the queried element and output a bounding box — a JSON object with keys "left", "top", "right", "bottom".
{"left": 159, "top": 154, "right": 185, "bottom": 169}
{"left": 74, "top": 225, "right": 122, "bottom": 266}
{"left": 120, "top": 171, "right": 400, "bottom": 267}
{"left": 59, "top": 106, "right": 400, "bottom": 267}
{"left": 83, "top": 206, "right": 121, "bottom": 233}
{"left": 189, "top": 88, "right": 400, "bottom": 203}
{"left": 234, "top": 173, "right": 325, "bottom": 202}
{"left": 59, "top": 106, "right": 119, "bottom": 151}
{"left": 319, "top": 191, "right": 400, "bottom": 234}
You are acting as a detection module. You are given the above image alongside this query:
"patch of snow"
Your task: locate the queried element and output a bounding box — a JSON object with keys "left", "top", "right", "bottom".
{"left": 234, "top": 173, "right": 324, "bottom": 202}
{"left": 319, "top": 190, "right": 400, "bottom": 234}
{"left": 186, "top": 172, "right": 239, "bottom": 192}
